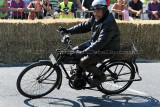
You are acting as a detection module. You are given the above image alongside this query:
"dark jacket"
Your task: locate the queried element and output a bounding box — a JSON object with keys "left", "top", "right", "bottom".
{"left": 68, "top": 12, "right": 120, "bottom": 55}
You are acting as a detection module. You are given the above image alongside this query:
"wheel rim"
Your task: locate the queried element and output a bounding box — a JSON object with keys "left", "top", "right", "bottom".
{"left": 100, "top": 62, "right": 134, "bottom": 93}
{"left": 19, "top": 64, "right": 58, "bottom": 97}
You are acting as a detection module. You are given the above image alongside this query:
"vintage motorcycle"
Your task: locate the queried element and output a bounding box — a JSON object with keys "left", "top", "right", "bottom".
{"left": 17, "top": 28, "right": 142, "bottom": 99}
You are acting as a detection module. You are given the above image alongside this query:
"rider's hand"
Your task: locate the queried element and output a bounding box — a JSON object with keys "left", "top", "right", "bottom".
{"left": 59, "top": 26, "right": 69, "bottom": 34}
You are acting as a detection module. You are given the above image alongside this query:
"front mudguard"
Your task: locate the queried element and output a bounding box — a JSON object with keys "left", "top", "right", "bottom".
{"left": 39, "top": 60, "right": 63, "bottom": 90}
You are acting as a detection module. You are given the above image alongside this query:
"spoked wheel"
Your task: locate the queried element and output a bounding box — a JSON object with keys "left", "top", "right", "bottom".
{"left": 98, "top": 61, "right": 135, "bottom": 95}
{"left": 17, "top": 62, "right": 61, "bottom": 99}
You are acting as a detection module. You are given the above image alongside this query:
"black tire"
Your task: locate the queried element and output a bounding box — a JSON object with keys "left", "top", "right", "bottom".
{"left": 17, "top": 62, "right": 61, "bottom": 99}
{"left": 98, "top": 61, "right": 135, "bottom": 95}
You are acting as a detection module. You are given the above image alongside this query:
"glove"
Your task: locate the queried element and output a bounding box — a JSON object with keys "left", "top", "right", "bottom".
{"left": 73, "top": 50, "right": 87, "bottom": 59}
{"left": 58, "top": 26, "right": 69, "bottom": 34}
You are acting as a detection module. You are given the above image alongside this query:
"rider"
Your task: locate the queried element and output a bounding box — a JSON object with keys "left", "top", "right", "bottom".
{"left": 59, "top": 0, "right": 120, "bottom": 87}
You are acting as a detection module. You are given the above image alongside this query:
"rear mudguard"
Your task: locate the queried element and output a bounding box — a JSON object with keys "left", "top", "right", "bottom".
{"left": 39, "top": 60, "right": 63, "bottom": 90}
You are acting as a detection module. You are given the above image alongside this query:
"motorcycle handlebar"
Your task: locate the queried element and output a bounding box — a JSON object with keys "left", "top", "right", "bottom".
{"left": 56, "top": 30, "right": 64, "bottom": 37}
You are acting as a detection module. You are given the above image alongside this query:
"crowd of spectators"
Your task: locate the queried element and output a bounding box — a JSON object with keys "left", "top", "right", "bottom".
{"left": 111, "top": 0, "right": 160, "bottom": 20}
{"left": 0, "top": 0, "right": 160, "bottom": 20}
{"left": 0, "top": 0, "right": 58, "bottom": 19}
{"left": 111, "top": 0, "right": 143, "bottom": 20}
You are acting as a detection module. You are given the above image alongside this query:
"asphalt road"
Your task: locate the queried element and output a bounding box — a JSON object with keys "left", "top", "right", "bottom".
{"left": 0, "top": 63, "right": 160, "bottom": 107}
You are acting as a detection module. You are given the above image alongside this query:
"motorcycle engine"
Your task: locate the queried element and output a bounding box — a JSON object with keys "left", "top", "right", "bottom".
{"left": 72, "top": 77, "right": 86, "bottom": 90}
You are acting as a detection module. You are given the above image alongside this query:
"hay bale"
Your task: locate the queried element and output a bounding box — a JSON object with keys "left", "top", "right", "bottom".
{"left": 0, "top": 19, "right": 160, "bottom": 63}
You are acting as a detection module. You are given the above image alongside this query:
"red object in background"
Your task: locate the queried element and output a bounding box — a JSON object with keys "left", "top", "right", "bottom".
{"left": 106, "top": 0, "right": 110, "bottom": 6}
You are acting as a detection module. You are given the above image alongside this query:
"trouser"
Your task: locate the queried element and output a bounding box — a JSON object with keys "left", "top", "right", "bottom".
{"left": 73, "top": 45, "right": 113, "bottom": 76}
{"left": 44, "top": 2, "right": 48, "bottom": 17}
{"left": 149, "top": 14, "right": 160, "bottom": 20}
{"left": 11, "top": 15, "right": 24, "bottom": 19}
{"left": 129, "top": 13, "right": 140, "bottom": 19}
{"left": 44, "top": 10, "right": 47, "bottom": 17}
{"left": 79, "top": 55, "right": 107, "bottom": 77}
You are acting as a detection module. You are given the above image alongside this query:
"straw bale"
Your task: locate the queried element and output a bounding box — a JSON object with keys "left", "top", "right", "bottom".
{"left": 0, "top": 19, "right": 160, "bottom": 63}
{"left": 134, "top": 22, "right": 160, "bottom": 60}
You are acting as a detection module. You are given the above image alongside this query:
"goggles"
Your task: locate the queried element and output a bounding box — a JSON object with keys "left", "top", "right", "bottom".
{"left": 90, "top": 5, "right": 107, "bottom": 10}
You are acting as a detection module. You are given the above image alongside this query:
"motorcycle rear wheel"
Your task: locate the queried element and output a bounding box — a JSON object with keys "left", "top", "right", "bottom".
{"left": 98, "top": 61, "right": 135, "bottom": 94}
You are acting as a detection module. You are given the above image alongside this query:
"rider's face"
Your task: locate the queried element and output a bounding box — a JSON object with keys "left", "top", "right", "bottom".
{"left": 93, "top": 9, "right": 104, "bottom": 21}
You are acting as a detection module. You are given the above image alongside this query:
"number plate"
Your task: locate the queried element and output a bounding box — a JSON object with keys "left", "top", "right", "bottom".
{"left": 49, "top": 54, "right": 57, "bottom": 64}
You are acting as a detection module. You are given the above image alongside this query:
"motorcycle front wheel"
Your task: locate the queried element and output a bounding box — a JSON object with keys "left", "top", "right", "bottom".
{"left": 17, "top": 61, "right": 61, "bottom": 99}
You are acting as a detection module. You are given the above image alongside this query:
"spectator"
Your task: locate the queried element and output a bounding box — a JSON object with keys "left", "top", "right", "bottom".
{"left": 70, "top": 0, "right": 82, "bottom": 9}
{"left": 60, "top": 0, "right": 82, "bottom": 10}
{"left": 0, "top": 0, "right": 9, "bottom": 19}
{"left": 111, "top": 0, "right": 128, "bottom": 20}
{"left": 56, "top": 0, "right": 76, "bottom": 18}
{"left": 23, "top": 0, "right": 33, "bottom": 19}
{"left": 27, "top": 0, "right": 48, "bottom": 20}
{"left": 24, "top": 0, "right": 33, "bottom": 7}
{"left": 10, "top": 0, "right": 26, "bottom": 19}
{"left": 81, "top": 0, "right": 94, "bottom": 18}
{"left": 106, "top": 0, "right": 110, "bottom": 6}
{"left": 60, "top": 0, "right": 81, "bottom": 18}
{"left": 124, "top": 0, "right": 129, "bottom": 6}
{"left": 146, "top": 0, "right": 160, "bottom": 20}
{"left": 68, "top": 0, "right": 82, "bottom": 18}
{"left": 49, "top": 0, "right": 59, "bottom": 10}
{"left": 43, "top": 0, "right": 51, "bottom": 17}
{"left": 127, "top": 0, "right": 143, "bottom": 19}
{"left": 48, "top": 0, "right": 59, "bottom": 18}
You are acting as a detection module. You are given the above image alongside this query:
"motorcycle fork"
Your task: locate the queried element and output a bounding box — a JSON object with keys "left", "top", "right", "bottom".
{"left": 60, "top": 63, "right": 71, "bottom": 80}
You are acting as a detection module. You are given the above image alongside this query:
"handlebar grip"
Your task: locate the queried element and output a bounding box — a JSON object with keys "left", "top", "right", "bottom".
{"left": 60, "top": 31, "right": 64, "bottom": 36}
{"left": 57, "top": 26, "right": 65, "bottom": 36}
{"left": 58, "top": 26, "right": 63, "bottom": 30}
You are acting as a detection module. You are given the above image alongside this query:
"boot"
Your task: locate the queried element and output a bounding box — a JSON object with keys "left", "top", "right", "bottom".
{"left": 88, "top": 73, "right": 106, "bottom": 88}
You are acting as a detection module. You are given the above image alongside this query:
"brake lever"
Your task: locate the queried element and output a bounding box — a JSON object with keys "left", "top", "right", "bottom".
{"left": 56, "top": 30, "right": 59, "bottom": 33}
{"left": 56, "top": 30, "right": 64, "bottom": 36}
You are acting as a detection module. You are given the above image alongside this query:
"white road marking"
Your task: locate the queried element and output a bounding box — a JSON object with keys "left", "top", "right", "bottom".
{"left": 105, "top": 83, "right": 148, "bottom": 96}
{"left": 126, "top": 88, "right": 148, "bottom": 96}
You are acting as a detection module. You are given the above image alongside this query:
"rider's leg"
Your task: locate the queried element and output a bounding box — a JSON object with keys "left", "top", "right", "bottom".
{"left": 79, "top": 55, "right": 102, "bottom": 76}
{"left": 79, "top": 55, "right": 106, "bottom": 87}
{"left": 75, "top": 65, "right": 83, "bottom": 78}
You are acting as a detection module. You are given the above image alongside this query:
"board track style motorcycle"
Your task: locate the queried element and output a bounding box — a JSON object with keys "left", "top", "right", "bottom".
{"left": 17, "top": 28, "right": 142, "bottom": 99}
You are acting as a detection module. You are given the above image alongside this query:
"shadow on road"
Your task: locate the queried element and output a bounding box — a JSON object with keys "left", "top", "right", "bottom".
{"left": 24, "top": 97, "right": 80, "bottom": 107}
{"left": 78, "top": 94, "right": 160, "bottom": 107}
{"left": 24, "top": 94, "right": 160, "bottom": 107}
